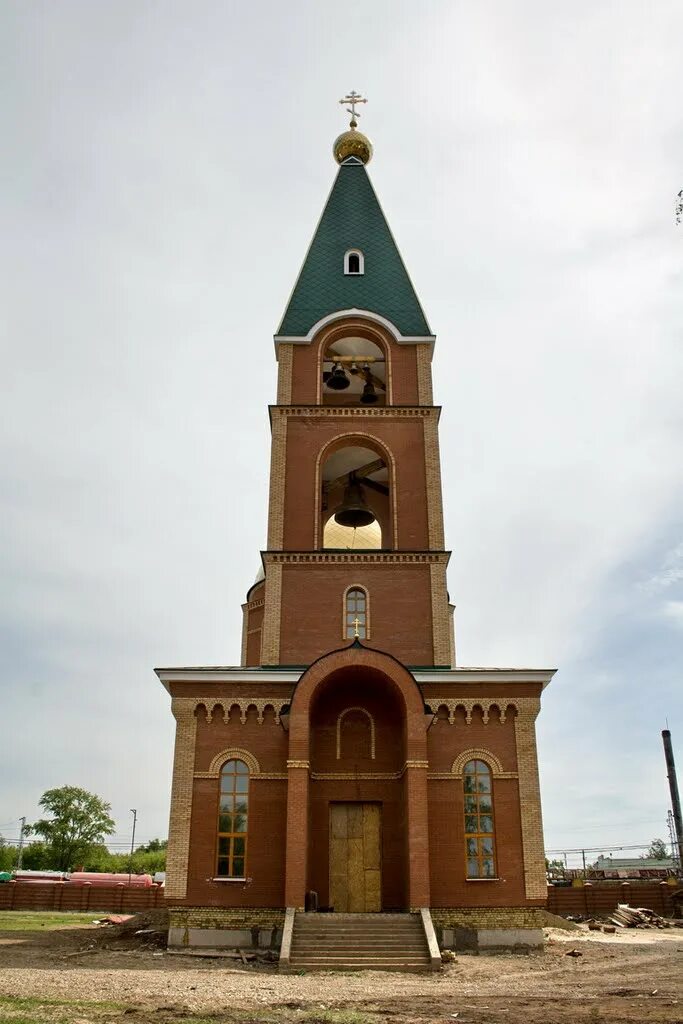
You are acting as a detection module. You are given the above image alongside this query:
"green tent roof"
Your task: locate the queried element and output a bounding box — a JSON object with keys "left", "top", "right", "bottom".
{"left": 277, "top": 159, "right": 432, "bottom": 339}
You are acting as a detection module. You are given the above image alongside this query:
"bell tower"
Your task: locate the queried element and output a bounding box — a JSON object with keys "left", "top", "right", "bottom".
{"left": 241, "top": 96, "right": 454, "bottom": 670}
{"left": 158, "top": 97, "right": 554, "bottom": 944}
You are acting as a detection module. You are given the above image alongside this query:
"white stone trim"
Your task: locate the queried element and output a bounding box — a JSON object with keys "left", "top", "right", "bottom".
{"left": 344, "top": 249, "right": 364, "bottom": 275}
{"left": 155, "top": 666, "right": 555, "bottom": 689}
{"left": 274, "top": 309, "right": 436, "bottom": 346}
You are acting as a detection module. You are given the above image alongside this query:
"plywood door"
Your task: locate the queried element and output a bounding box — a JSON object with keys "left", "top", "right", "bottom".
{"left": 329, "top": 803, "right": 381, "bottom": 912}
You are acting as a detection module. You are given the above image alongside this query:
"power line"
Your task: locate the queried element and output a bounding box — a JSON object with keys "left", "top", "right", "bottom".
{"left": 546, "top": 842, "right": 658, "bottom": 854}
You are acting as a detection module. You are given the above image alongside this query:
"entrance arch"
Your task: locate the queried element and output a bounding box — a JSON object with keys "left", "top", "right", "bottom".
{"left": 284, "top": 643, "right": 430, "bottom": 910}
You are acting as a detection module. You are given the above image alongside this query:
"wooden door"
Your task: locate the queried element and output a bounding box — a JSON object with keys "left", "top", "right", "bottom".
{"left": 329, "top": 803, "right": 381, "bottom": 912}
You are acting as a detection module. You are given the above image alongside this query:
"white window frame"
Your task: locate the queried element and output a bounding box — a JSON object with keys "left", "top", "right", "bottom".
{"left": 344, "top": 249, "right": 365, "bottom": 275}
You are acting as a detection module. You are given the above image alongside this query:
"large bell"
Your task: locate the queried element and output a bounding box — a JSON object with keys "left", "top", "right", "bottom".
{"left": 334, "top": 474, "right": 376, "bottom": 529}
{"left": 326, "top": 362, "right": 350, "bottom": 391}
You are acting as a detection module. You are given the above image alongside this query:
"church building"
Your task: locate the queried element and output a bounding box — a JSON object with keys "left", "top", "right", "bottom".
{"left": 156, "top": 97, "right": 555, "bottom": 965}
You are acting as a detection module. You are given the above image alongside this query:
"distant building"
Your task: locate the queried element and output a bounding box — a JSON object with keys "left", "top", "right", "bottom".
{"left": 594, "top": 856, "right": 675, "bottom": 871}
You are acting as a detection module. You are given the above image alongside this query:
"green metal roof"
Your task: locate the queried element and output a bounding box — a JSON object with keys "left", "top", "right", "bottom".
{"left": 277, "top": 159, "right": 432, "bottom": 339}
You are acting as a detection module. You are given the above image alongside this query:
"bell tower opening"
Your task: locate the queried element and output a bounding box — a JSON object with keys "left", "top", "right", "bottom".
{"left": 322, "top": 336, "right": 387, "bottom": 407}
{"left": 321, "top": 443, "right": 390, "bottom": 550}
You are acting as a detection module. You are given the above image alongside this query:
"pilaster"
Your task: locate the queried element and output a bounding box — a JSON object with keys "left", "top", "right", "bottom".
{"left": 266, "top": 410, "right": 287, "bottom": 549}
{"left": 423, "top": 414, "right": 445, "bottom": 549}
{"left": 165, "top": 699, "right": 197, "bottom": 899}
{"left": 261, "top": 563, "right": 283, "bottom": 664}
{"left": 514, "top": 697, "right": 547, "bottom": 900}
{"left": 430, "top": 561, "right": 451, "bottom": 665}
{"left": 276, "top": 343, "right": 294, "bottom": 405}
{"left": 416, "top": 343, "right": 433, "bottom": 405}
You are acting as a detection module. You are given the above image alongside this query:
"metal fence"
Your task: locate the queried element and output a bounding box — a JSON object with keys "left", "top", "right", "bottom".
{"left": 547, "top": 881, "right": 679, "bottom": 918}
{"left": 0, "top": 881, "right": 164, "bottom": 913}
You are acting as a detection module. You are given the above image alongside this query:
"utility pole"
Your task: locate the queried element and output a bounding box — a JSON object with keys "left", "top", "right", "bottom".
{"left": 581, "top": 849, "right": 587, "bottom": 874}
{"left": 16, "top": 817, "right": 26, "bottom": 870}
{"left": 128, "top": 809, "right": 137, "bottom": 884}
{"left": 662, "top": 730, "right": 682, "bottom": 869}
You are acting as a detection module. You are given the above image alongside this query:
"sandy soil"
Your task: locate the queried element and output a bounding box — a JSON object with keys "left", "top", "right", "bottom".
{"left": 0, "top": 922, "right": 682, "bottom": 1024}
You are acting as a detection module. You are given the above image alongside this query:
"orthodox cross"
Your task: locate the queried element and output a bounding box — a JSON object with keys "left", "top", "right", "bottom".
{"left": 352, "top": 616, "right": 362, "bottom": 638}
{"left": 339, "top": 90, "right": 368, "bottom": 124}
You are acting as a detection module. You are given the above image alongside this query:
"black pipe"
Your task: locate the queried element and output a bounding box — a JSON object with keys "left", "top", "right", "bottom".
{"left": 662, "top": 730, "right": 683, "bottom": 868}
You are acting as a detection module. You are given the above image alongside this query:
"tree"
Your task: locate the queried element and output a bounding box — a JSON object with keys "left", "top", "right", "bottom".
{"left": 645, "top": 838, "right": 669, "bottom": 861}
{"left": 0, "top": 842, "right": 15, "bottom": 872}
{"left": 26, "top": 786, "right": 115, "bottom": 871}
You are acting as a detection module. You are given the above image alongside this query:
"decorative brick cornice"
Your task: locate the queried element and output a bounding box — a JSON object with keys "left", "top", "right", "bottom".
{"left": 192, "top": 697, "right": 290, "bottom": 724}
{"left": 311, "top": 770, "right": 403, "bottom": 781}
{"left": 429, "top": 698, "right": 518, "bottom": 724}
{"left": 263, "top": 550, "right": 450, "bottom": 566}
{"left": 270, "top": 405, "right": 440, "bottom": 420}
{"left": 287, "top": 759, "right": 310, "bottom": 769}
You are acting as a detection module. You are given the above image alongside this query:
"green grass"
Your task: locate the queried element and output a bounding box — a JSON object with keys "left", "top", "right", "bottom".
{"left": 0, "top": 911, "right": 98, "bottom": 931}
{"left": 0, "top": 997, "right": 123, "bottom": 1011}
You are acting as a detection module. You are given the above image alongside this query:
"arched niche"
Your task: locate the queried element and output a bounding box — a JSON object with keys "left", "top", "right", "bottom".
{"left": 320, "top": 439, "right": 391, "bottom": 550}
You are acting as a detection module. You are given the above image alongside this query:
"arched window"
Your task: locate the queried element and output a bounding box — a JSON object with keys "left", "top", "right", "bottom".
{"left": 216, "top": 759, "right": 249, "bottom": 878}
{"left": 463, "top": 759, "right": 496, "bottom": 878}
{"left": 344, "top": 249, "right": 364, "bottom": 275}
{"left": 344, "top": 586, "right": 368, "bottom": 638}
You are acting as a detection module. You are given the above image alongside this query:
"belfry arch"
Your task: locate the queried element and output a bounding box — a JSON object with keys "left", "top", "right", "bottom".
{"left": 317, "top": 433, "right": 394, "bottom": 550}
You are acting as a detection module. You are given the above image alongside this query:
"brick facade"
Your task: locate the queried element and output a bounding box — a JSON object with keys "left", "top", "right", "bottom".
{"left": 157, "top": 144, "right": 555, "bottom": 937}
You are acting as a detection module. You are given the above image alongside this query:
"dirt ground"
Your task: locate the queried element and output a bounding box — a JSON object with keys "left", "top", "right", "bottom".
{"left": 1, "top": 919, "right": 682, "bottom": 1024}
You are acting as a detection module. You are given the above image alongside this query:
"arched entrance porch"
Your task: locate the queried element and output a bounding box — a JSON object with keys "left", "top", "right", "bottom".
{"left": 284, "top": 643, "right": 431, "bottom": 910}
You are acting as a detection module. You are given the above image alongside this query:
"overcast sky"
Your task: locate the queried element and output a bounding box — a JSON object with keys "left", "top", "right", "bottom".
{"left": 1, "top": 1, "right": 682, "bottom": 865}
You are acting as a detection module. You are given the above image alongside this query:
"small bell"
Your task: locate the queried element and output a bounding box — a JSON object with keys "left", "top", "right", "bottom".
{"left": 326, "top": 362, "right": 350, "bottom": 391}
{"left": 334, "top": 474, "right": 376, "bottom": 529}
{"left": 359, "top": 368, "right": 378, "bottom": 404}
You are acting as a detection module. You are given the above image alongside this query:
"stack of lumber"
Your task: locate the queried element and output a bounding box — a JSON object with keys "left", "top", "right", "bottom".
{"left": 609, "top": 904, "right": 670, "bottom": 929}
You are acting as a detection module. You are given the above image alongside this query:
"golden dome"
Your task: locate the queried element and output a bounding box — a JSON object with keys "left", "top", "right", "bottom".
{"left": 333, "top": 123, "right": 373, "bottom": 164}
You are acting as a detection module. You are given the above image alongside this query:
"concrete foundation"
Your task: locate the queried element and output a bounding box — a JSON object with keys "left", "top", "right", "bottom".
{"left": 168, "top": 926, "right": 282, "bottom": 950}
{"left": 440, "top": 926, "right": 543, "bottom": 953}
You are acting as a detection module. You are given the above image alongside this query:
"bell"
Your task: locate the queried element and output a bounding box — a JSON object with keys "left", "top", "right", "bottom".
{"left": 326, "top": 362, "right": 350, "bottom": 391}
{"left": 334, "top": 474, "right": 376, "bottom": 529}
{"left": 360, "top": 379, "right": 378, "bottom": 404}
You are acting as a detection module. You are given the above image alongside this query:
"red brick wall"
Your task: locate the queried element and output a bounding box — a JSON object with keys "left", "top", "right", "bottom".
{"left": 279, "top": 563, "right": 435, "bottom": 665}
{"left": 280, "top": 417, "right": 431, "bottom": 552}
{"left": 183, "top": 776, "right": 287, "bottom": 908}
{"left": 193, "top": 707, "right": 289, "bottom": 775}
{"left": 426, "top": 711, "right": 518, "bottom": 772}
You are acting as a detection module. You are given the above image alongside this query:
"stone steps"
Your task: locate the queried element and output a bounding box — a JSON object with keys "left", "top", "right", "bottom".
{"left": 286, "top": 911, "right": 438, "bottom": 972}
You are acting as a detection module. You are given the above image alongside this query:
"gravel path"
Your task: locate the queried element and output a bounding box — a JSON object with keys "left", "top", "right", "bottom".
{"left": 0, "top": 925, "right": 681, "bottom": 1022}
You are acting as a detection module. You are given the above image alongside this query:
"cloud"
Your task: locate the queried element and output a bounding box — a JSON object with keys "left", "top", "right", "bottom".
{"left": 1, "top": 0, "right": 682, "bottom": 857}
{"left": 642, "top": 542, "right": 683, "bottom": 592}
{"left": 661, "top": 601, "right": 683, "bottom": 628}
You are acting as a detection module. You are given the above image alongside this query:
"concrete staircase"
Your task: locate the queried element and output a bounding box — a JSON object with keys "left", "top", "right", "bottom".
{"left": 284, "top": 911, "right": 440, "bottom": 971}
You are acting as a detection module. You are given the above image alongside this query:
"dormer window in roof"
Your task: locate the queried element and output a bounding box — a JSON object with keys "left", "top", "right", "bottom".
{"left": 344, "top": 249, "right": 364, "bottom": 275}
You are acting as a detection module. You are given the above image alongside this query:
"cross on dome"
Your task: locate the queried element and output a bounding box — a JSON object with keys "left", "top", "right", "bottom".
{"left": 339, "top": 90, "right": 368, "bottom": 128}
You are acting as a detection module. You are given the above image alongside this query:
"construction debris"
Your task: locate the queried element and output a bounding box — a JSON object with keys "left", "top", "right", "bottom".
{"left": 608, "top": 904, "right": 671, "bottom": 929}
